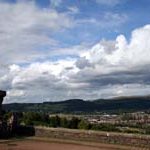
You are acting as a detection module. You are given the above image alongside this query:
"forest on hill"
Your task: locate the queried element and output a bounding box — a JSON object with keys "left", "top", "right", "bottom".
{"left": 3, "top": 96, "right": 150, "bottom": 114}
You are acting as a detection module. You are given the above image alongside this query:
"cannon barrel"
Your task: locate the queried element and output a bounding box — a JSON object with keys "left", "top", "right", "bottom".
{"left": 0, "top": 90, "right": 6, "bottom": 114}
{"left": 0, "top": 90, "right": 6, "bottom": 103}
{"left": 0, "top": 90, "right": 6, "bottom": 98}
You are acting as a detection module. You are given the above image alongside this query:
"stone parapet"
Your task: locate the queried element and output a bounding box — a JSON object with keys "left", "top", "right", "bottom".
{"left": 35, "top": 127, "right": 150, "bottom": 148}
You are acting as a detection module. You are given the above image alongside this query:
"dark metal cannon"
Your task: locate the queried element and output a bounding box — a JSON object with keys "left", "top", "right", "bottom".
{"left": 0, "top": 90, "right": 6, "bottom": 114}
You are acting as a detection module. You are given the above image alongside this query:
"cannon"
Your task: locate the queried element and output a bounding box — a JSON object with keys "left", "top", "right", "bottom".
{"left": 0, "top": 90, "right": 6, "bottom": 114}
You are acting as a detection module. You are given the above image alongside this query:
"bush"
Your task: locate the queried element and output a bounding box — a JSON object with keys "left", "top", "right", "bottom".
{"left": 68, "top": 117, "right": 80, "bottom": 129}
{"left": 145, "top": 126, "right": 150, "bottom": 134}
{"left": 49, "top": 115, "right": 60, "bottom": 127}
{"left": 60, "top": 117, "right": 69, "bottom": 128}
{"left": 78, "top": 120, "right": 90, "bottom": 130}
{"left": 22, "top": 112, "right": 44, "bottom": 126}
{"left": 91, "top": 123, "right": 120, "bottom": 132}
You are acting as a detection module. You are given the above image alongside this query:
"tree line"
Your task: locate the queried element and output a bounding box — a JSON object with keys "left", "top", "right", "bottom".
{"left": 3, "top": 112, "right": 150, "bottom": 134}
{"left": 15, "top": 112, "right": 119, "bottom": 131}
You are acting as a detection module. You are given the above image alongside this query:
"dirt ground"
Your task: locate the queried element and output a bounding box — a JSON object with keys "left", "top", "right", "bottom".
{"left": 0, "top": 139, "right": 146, "bottom": 150}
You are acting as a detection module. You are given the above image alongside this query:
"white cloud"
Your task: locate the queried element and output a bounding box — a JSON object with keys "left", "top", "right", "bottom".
{"left": 76, "top": 12, "right": 128, "bottom": 28}
{"left": 67, "top": 6, "right": 79, "bottom": 14}
{"left": 7, "top": 89, "right": 25, "bottom": 97}
{"left": 2, "top": 60, "right": 78, "bottom": 103}
{"left": 0, "top": 1, "right": 73, "bottom": 65}
{"left": 0, "top": 1, "right": 128, "bottom": 68}
{"left": 50, "top": 0, "right": 62, "bottom": 8}
{"left": 0, "top": 7, "right": 150, "bottom": 102}
{"left": 81, "top": 24, "right": 150, "bottom": 69}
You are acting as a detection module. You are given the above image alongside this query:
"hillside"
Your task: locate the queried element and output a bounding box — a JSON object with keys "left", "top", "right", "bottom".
{"left": 3, "top": 96, "right": 150, "bottom": 114}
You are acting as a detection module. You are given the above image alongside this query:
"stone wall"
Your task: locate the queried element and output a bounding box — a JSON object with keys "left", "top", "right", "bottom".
{"left": 35, "top": 127, "right": 150, "bottom": 148}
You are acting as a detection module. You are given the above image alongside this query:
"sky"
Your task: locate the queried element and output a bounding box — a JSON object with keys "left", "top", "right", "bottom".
{"left": 0, "top": 0, "right": 150, "bottom": 103}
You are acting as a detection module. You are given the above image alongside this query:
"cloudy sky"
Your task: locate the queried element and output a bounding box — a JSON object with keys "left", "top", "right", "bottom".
{"left": 0, "top": 0, "right": 150, "bottom": 103}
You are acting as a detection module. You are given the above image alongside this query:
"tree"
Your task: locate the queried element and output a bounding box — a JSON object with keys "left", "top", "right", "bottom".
{"left": 145, "top": 126, "right": 150, "bottom": 134}
{"left": 60, "top": 117, "right": 69, "bottom": 128}
{"left": 22, "top": 112, "right": 42, "bottom": 126}
{"left": 68, "top": 117, "right": 80, "bottom": 129}
{"left": 49, "top": 115, "right": 60, "bottom": 127}
{"left": 78, "top": 120, "right": 90, "bottom": 130}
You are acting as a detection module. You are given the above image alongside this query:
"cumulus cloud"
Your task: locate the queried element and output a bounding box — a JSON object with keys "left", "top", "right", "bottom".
{"left": 0, "top": 1, "right": 73, "bottom": 65}
{"left": 0, "top": 0, "right": 149, "bottom": 103}
{"left": 0, "top": 1, "right": 128, "bottom": 69}
{"left": 75, "top": 57, "right": 93, "bottom": 69}
{"left": 81, "top": 25, "right": 150, "bottom": 68}
{"left": 1, "top": 25, "right": 150, "bottom": 102}
{"left": 73, "top": 24, "right": 150, "bottom": 99}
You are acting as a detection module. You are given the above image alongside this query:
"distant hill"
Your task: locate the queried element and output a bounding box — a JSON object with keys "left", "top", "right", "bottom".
{"left": 3, "top": 96, "right": 150, "bottom": 114}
